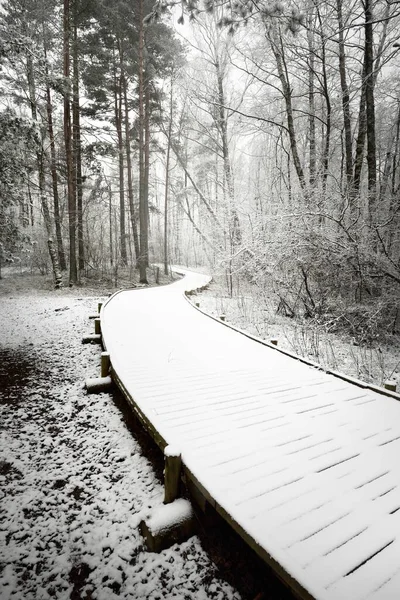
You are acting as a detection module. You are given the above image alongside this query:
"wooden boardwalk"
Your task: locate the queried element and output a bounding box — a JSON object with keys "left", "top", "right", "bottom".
{"left": 100, "top": 269, "right": 400, "bottom": 600}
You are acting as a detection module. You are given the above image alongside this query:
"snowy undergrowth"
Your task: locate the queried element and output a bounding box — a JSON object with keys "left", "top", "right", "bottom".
{"left": 0, "top": 292, "right": 241, "bottom": 600}
{"left": 196, "top": 284, "right": 400, "bottom": 389}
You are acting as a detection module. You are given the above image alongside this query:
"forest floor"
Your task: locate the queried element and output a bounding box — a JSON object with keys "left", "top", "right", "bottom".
{"left": 0, "top": 268, "right": 294, "bottom": 600}
{"left": 195, "top": 280, "right": 400, "bottom": 392}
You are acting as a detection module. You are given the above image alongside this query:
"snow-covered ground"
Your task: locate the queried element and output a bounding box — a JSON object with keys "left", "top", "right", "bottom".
{"left": 195, "top": 284, "right": 400, "bottom": 391}
{"left": 3, "top": 268, "right": 398, "bottom": 599}
{"left": 0, "top": 274, "right": 250, "bottom": 600}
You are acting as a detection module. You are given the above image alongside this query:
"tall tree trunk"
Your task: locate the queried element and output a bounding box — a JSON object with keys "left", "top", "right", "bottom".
{"left": 45, "top": 82, "right": 66, "bottom": 271}
{"left": 26, "top": 49, "right": 62, "bottom": 286}
{"left": 114, "top": 45, "right": 127, "bottom": 266}
{"left": 215, "top": 57, "right": 241, "bottom": 249}
{"left": 352, "top": 3, "right": 388, "bottom": 203}
{"left": 64, "top": 0, "right": 77, "bottom": 284}
{"left": 122, "top": 74, "right": 140, "bottom": 265}
{"left": 353, "top": 56, "right": 367, "bottom": 197}
{"left": 164, "top": 77, "right": 173, "bottom": 275}
{"left": 307, "top": 10, "right": 316, "bottom": 189}
{"left": 138, "top": 0, "right": 148, "bottom": 283}
{"left": 108, "top": 182, "right": 114, "bottom": 272}
{"left": 144, "top": 83, "right": 150, "bottom": 268}
{"left": 38, "top": 152, "right": 63, "bottom": 287}
{"left": 336, "top": 0, "right": 353, "bottom": 193}
{"left": 364, "top": 0, "right": 377, "bottom": 220}
{"left": 318, "top": 13, "right": 332, "bottom": 203}
{"left": 387, "top": 102, "right": 400, "bottom": 252}
{"left": 391, "top": 102, "right": 400, "bottom": 197}
{"left": 72, "top": 9, "right": 84, "bottom": 273}
{"left": 43, "top": 38, "right": 66, "bottom": 271}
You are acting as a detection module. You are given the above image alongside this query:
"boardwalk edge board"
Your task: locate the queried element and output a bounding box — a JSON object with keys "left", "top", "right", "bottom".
{"left": 182, "top": 463, "right": 316, "bottom": 600}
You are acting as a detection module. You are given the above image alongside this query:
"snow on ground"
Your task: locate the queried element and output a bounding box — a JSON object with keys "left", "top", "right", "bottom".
{"left": 0, "top": 277, "right": 243, "bottom": 600}
{"left": 195, "top": 284, "right": 400, "bottom": 390}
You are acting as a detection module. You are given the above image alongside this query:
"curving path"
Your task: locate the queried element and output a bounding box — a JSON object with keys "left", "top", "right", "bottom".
{"left": 101, "top": 268, "right": 400, "bottom": 600}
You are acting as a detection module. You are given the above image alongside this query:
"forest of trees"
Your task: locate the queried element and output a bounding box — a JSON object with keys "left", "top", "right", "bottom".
{"left": 1, "top": 0, "right": 400, "bottom": 338}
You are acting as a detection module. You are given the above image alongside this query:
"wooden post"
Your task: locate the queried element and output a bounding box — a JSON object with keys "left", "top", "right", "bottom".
{"left": 384, "top": 380, "right": 397, "bottom": 392}
{"left": 94, "top": 317, "right": 101, "bottom": 335}
{"left": 164, "top": 446, "right": 181, "bottom": 504}
{"left": 98, "top": 302, "right": 103, "bottom": 313}
{"left": 85, "top": 376, "right": 112, "bottom": 393}
{"left": 270, "top": 338, "right": 278, "bottom": 346}
{"left": 101, "top": 351, "right": 110, "bottom": 377}
{"left": 82, "top": 334, "right": 101, "bottom": 344}
{"left": 139, "top": 498, "right": 196, "bottom": 552}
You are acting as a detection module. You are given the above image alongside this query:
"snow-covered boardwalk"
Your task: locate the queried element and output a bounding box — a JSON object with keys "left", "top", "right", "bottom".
{"left": 101, "top": 269, "right": 400, "bottom": 600}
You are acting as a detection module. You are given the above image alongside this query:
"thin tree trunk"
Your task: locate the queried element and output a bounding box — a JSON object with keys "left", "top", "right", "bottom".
{"left": 336, "top": 0, "right": 353, "bottom": 193}
{"left": 64, "top": 0, "right": 77, "bottom": 284}
{"left": 391, "top": 102, "right": 400, "bottom": 196}
{"left": 144, "top": 83, "right": 150, "bottom": 269}
{"left": 269, "top": 26, "right": 306, "bottom": 191}
{"left": 27, "top": 180, "right": 34, "bottom": 226}
{"left": 353, "top": 56, "right": 367, "bottom": 197}
{"left": 138, "top": 0, "right": 148, "bottom": 283}
{"left": 364, "top": 0, "right": 377, "bottom": 219}
{"left": 27, "top": 47, "right": 62, "bottom": 286}
{"left": 108, "top": 184, "right": 113, "bottom": 272}
{"left": 181, "top": 194, "right": 214, "bottom": 250}
{"left": 114, "top": 44, "right": 127, "bottom": 266}
{"left": 43, "top": 39, "right": 66, "bottom": 271}
{"left": 307, "top": 10, "right": 316, "bottom": 189}
{"left": 171, "top": 140, "right": 227, "bottom": 234}
{"left": 319, "top": 16, "right": 331, "bottom": 202}
{"left": 72, "top": 10, "right": 84, "bottom": 273}
{"left": 45, "top": 84, "right": 66, "bottom": 271}
{"left": 352, "top": 3, "right": 387, "bottom": 203}
{"left": 215, "top": 57, "right": 242, "bottom": 249}
{"left": 47, "top": 239, "right": 62, "bottom": 287}
{"left": 122, "top": 74, "right": 140, "bottom": 264}
{"left": 164, "top": 78, "right": 173, "bottom": 275}
{"left": 39, "top": 153, "right": 63, "bottom": 287}
{"left": 388, "top": 102, "right": 400, "bottom": 252}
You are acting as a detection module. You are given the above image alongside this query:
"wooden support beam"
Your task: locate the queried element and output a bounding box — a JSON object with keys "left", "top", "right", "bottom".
{"left": 85, "top": 376, "right": 113, "bottom": 393}
{"left": 94, "top": 318, "right": 101, "bottom": 335}
{"left": 384, "top": 380, "right": 397, "bottom": 392}
{"left": 82, "top": 334, "right": 102, "bottom": 344}
{"left": 101, "top": 351, "right": 110, "bottom": 378}
{"left": 164, "top": 446, "right": 182, "bottom": 504}
{"left": 139, "top": 499, "right": 196, "bottom": 553}
{"left": 98, "top": 302, "right": 103, "bottom": 313}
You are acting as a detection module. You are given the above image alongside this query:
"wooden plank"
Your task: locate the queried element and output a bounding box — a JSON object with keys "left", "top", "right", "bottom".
{"left": 302, "top": 507, "right": 400, "bottom": 591}
{"left": 367, "top": 566, "right": 400, "bottom": 600}
{"left": 182, "top": 465, "right": 319, "bottom": 600}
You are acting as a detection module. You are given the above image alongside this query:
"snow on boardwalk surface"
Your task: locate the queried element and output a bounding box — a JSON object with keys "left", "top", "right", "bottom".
{"left": 101, "top": 269, "right": 400, "bottom": 600}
